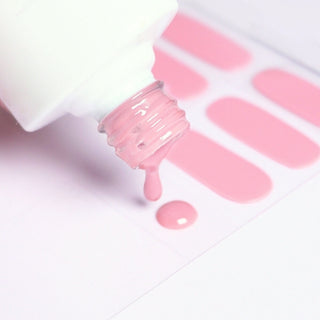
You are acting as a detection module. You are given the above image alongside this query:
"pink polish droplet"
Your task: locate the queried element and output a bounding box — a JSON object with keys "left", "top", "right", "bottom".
{"left": 156, "top": 201, "right": 198, "bottom": 230}
{"left": 144, "top": 168, "right": 162, "bottom": 201}
{"left": 99, "top": 81, "right": 190, "bottom": 202}
{"left": 139, "top": 140, "right": 177, "bottom": 201}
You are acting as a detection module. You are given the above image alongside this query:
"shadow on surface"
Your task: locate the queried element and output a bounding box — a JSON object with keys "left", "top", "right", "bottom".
{"left": 0, "top": 108, "right": 144, "bottom": 204}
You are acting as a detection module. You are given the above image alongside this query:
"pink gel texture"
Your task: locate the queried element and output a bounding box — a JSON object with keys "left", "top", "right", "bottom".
{"left": 139, "top": 141, "right": 176, "bottom": 201}
{"left": 99, "top": 81, "right": 189, "bottom": 201}
{"left": 163, "top": 13, "right": 251, "bottom": 70}
{"left": 166, "top": 130, "right": 272, "bottom": 203}
{"left": 207, "top": 97, "right": 320, "bottom": 168}
{"left": 253, "top": 69, "right": 320, "bottom": 127}
{"left": 156, "top": 201, "right": 198, "bottom": 230}
{"left": 152, "top": 48, "right": 208, "bottom": 99}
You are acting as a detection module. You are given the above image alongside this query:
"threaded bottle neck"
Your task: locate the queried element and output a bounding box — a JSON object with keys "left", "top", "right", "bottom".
{"left": 98, "top": 81, "right": 189, "bottom": 169}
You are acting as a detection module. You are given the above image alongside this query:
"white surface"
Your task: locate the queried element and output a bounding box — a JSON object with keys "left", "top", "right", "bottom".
{"left": 0, "top": 112, "right": 187, "bottom": 320}
{"left": 184, "top": 0, "right": 320, "bottom": 74}
{"left": 112, "top": 173, "right": 320, "bottom": 320}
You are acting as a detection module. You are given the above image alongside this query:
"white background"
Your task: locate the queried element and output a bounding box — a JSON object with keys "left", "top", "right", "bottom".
{"left": 184, "top": 0, "right": 320, "bottom": 74}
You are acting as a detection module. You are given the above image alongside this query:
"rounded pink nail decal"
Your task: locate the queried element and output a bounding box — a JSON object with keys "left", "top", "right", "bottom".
{"left": 156, "top": 201, "right": 198, "bottom": 230}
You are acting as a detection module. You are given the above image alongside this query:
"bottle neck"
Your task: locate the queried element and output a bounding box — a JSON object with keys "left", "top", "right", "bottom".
{"left": 98, "top": 81, "right": 190, "bottom": 169}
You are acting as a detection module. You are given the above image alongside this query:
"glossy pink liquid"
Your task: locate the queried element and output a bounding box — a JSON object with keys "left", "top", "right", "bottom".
{"left": 156, "top": 201, "right": 198, "bottom": 229}
{"left": 98, "top": 81, "right": 189, "bottom": 201}
{"left": 139, "top": 141, "right": 175, "bottom": 201}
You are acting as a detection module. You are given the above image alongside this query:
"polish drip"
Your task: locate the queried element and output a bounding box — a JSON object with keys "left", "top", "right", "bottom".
{"left": 98, "top": 81, "right": 190, "bottom": 201}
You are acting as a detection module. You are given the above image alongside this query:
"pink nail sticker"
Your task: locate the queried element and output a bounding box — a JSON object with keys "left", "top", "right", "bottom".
{"left": 156, "top": 201, "right": 198, "bottom": 230}
{"left": 152, "top": 48, "right": 208, "bottom": 99}
{"left": 253, "top": 69, "right": 320, "bottom": 127}
{"left": 162, "top": 13, "right": 251, "bottom": 70}
{"left": 166, "top": 130, "right": 272, "bottom": 203}
{"left": 207, "top": 97, "right": 320, "bottom": 168}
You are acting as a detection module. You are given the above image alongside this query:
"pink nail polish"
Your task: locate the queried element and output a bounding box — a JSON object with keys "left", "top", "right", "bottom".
{"left": 98, "top": 81, "right": 190, "bottom": 201}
